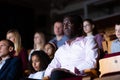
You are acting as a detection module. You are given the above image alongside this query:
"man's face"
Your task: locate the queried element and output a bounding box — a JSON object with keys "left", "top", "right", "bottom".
{"left": 63, "top": 17, "right": 74, "bottom": 37}
{"left": 54, "top": 22, "right": 63, "bottom": 36}
{"left": 0, "top": 41, "right": 10, "bottom": 58}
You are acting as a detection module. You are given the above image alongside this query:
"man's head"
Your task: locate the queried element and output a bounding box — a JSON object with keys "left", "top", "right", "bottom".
{"left": 115, "top": 22, "right": 120, "bottom": 40}
{"left": 63, "top": 15, "right": 83, "bottom": 38}
{"left": 0, "top": 39, "right": 14, "bottom": 58}
{"left": 53, "top": 21, "right": 64, "bottom": 36}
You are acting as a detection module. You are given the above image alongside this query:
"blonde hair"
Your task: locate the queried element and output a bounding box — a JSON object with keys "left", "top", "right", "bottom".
{"left": 34, "top": 32, "right": 46, "bottom": 50}
{"left": 7, "top": 29, "right": 22, "bottom": 56}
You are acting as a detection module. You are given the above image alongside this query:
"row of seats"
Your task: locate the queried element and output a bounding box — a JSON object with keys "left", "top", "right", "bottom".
{"left": 84, "top": 52, "right": 120, "bottom": 80}
{"left": 102, "top": 34, "right": 117, "bottom": 54}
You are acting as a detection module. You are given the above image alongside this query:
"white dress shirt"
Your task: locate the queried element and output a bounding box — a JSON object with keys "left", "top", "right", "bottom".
{"left": 28, "top": 70, "right": 45, "bottom": 79}
{"left": 44, "top": 36, "right": 98, "bottom": 77}
{"left": 0, "top": 56, "right": 10, "bottom": 69}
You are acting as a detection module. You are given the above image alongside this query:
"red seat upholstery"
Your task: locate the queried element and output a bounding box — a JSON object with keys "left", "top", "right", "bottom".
{"left": 104, "top": 52, "right": 120, "bottom": 58}
{"left": 62, "top": 76, "right": 82, "bottom": 80}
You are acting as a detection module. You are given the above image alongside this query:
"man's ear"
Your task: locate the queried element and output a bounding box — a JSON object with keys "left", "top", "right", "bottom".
{"left": 9, "top": 46, "right": 14, "bottom": 52}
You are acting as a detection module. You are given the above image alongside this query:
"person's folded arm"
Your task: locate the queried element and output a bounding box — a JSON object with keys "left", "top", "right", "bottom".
{"left": 76, "top": 38, "right": 99, "bottom": 73}
{"left": 44, "top": 49, "right": 61, "bottom": 77}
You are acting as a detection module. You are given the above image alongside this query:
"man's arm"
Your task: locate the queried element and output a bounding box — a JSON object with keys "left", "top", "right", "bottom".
{"left": 6, "top": 58, "right": 22, "bottom": 80}
{"left": 76, "top": 38, "right": 99, "bottom": 72}
{"left": 44, "top": 50, "right": 61, "bottom": 77}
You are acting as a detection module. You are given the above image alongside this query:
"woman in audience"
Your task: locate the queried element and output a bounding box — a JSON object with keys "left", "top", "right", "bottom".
{"left": 44, "top": 42, "right": 57, "bottom": 60}
{"left": 83, "top": 19, "right": 104, "bottom": 58}
{"left": 111, "top": 22, "right": 120, "bottom": 53}
{"left": 28, "top": 50, "right": 50, "bottom": 80}
{"left": 28, "top": 32, "right": 46, "bottom": 60}
{"left": 6, "top": 29, "right": 28, "bottom": 72}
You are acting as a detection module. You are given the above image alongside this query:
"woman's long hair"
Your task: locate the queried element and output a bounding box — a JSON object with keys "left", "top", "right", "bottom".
{"left": 7, "top": 29, "right": 22, "bottom": 56}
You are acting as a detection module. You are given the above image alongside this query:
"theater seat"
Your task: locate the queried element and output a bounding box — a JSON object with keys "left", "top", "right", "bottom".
{"left": 99, "top": 52, "right": 120, "bottom": 77}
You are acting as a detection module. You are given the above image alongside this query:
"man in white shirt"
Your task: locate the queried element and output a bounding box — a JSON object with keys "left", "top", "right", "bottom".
{"left": 44, "top": 15, "right": 99, "bottom": 80}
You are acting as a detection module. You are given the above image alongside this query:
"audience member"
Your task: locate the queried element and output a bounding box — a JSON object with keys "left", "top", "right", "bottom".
{"left": 83, "top": 19, "right": 104, "bottom": 58}
{"left": 0, "top": 39, "right": 22, "bottom": 80}
{"left": 111, "top": 22, "right": 120, "bottom": 53}
{"left": 44, "top": 15, "right": 99, "bottom": 80}
{"left": 28, "top": 51, "right": 50, "bottom": 80}
{"left": 44, "top": 42, "right": 57, "bottom": 60}
{"left": 6, "top": 29, "right": 28, "bottom": 72}
{"left": 49, "top": 20, "right": 69, "bottom": 48}
{"left": 83, "top": 19, "right": 104, "bottom": 50}
{"left": 28, "top": 32, "right": 46, "bottom": 60}
{"left": 63, "top": 15, "right": 83, "bottom": 38}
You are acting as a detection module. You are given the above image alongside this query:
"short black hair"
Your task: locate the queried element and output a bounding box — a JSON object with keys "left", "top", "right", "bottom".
{"left": 115, "top": 21, "right": 120, "bottom": 25}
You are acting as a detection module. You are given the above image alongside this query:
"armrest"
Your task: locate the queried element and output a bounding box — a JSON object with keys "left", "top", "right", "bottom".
{"left": 24, "top": 69, "right": 31, "bottom": 77}
{"left": 84, "top": 69, "right": 98, "bottom": 78}
{"left": 42, "top": 76, "right": 50, "bottom": 80}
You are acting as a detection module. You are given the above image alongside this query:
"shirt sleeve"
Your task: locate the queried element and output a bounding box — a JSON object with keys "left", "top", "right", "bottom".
{"left": 76, "top": 38, "right": 99, "bottom": 71}
{"left": 44, "top": 50, "right": 61, "bottom": 77}
{"left": 95, "top": 34, "right": 103, "bottom": 49}
{"left": 111, "top": 41, "right": 115, "bottom": 53}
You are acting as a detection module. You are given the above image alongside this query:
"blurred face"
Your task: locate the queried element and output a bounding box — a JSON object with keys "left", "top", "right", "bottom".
{"left": 6, "top": 33, "right": 16, "bottom": 43}
{"left": 54, "top": 22, "right": 63, "bottom": 36}
{"left": 83, "top": 21, "right": 94, "bottom": 34}
{"left": 0, "top": 41, "right": 10, "bottom": 58}
{"left": 32, "top": 55, "right": 41, "bottom": 71}
{"left": 34, "top": 33, "right": 42, "bottom": 44}
{"left": 115, "top": 24, "right": 120, "bottom": 39}
{"left": 44, "top": 44, "right": 54, "bottom": 57}
{"left": 63, "top": 17, "right": 74, "bottom": 37}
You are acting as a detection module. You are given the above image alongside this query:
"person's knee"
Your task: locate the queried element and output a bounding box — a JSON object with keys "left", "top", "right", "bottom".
{"left": 50, "top": 70, "right": 64, "bottom": 80}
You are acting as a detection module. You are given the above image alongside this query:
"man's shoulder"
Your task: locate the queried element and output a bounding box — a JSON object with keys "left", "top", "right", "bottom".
{"left": 112, "top": 39, "right": 119, "bottom": 43}
{"left": 49, "top": 37, "right": 57, "bottom": 42}
{"left": 62, "top": 35, "right": 69, "bottom": 40}
{"left": 8, "top": 57, "right": 21, "bottom": 64}
{"left": 4, "top": 57, "right": 21, "bottom": 68}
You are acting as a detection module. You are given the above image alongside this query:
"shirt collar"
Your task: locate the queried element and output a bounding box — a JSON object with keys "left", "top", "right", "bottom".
{"left": 115, "top": 39, "right": 120, "bottom": 42}
{"left": 0, "top": 56, "right": 10, "bottom": 63}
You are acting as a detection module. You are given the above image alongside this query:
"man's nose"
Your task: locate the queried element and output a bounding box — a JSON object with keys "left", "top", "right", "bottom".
{"left": 64, "top": 24, "right": 68, "bottom": 29}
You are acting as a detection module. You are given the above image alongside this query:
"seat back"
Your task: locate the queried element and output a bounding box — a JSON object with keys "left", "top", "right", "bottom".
{"left": 99, "top": 52, "right": 120, "bottom": 77}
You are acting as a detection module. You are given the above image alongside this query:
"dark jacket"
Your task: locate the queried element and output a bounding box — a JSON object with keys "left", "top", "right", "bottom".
{"left": 0, "top": 57, "right": 22, "bottom": 80}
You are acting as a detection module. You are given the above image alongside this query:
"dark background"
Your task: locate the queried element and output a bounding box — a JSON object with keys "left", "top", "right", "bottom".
{"left": 0, "top": 0, "right": 120, "bottom": 50}
{"left": 0, "top": 3, "right": 50, "bottom": 49}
